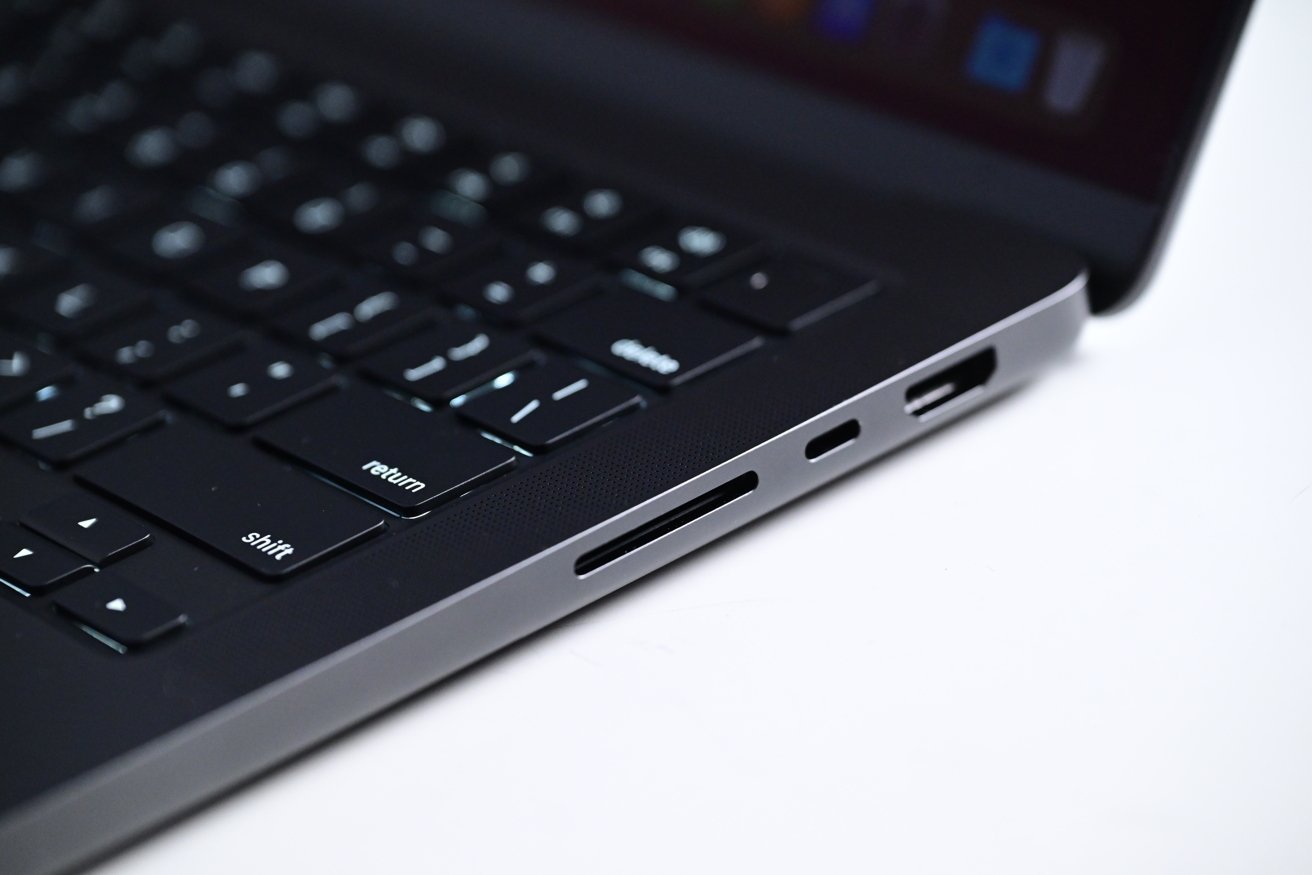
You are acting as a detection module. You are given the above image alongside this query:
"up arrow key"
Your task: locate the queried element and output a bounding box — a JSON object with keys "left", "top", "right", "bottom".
{"left": 14, "top": 548, "right": 34, "bottom": 559}
{"left": 22, "top": 495, "right": 153, "bottom": 566}
{"left": 105, "top": 597, "right": 127, "bottom": 612}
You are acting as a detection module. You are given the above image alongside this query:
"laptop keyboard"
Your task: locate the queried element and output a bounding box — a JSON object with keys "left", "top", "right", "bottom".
{"left": 0, "top": 0, "right": 878, "bottom": 651}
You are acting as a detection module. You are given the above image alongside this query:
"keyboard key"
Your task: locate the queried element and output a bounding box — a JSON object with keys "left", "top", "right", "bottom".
{"left": 0, "top": 330, "right": 72, "bottom": 409}
{"left": 308, "top": 79, "right": 368, "bottom": 127}
{"left": 119, "top": 109, "right": 230, "bottom": 175}
{"left": 267, "top": 80, "right": 367, "bottom": 144}
{"left": 268, "top": 94, "right": 333, "bottom": 144}
{"left": 0, "top": 58, "right": 40, "bottom": 117}
{"left": 165, "top": 342, "right": 335, "bottom": 428}
{"left": 700, "top": 257, "right": 878, "bottom": 333}
{"left": 360, "top": 323, "right": 538, "bottom": 404}
{"left": 458, "top": 359, "right": 641, "bottom": 451}
{"left": 0, "top": 376, "right": 165, "bottom": 464}
{"left": 5, "top": 268, "right": 152, "bottom": 338}
{"left": 70, "top": 0, "right": 140, "bottom": 47}
{"left": 187, "top": 49, "right": 289, "bottom": 114}
{"left": 261, "top": 175, "right": 404, "bottom": 242}
{"left": 0, "top": 235, "right": 60, "bottom": 291}
{"left": 424, "top": 189, "right": 491, "bottom": 229}
{"left": 116, "top": 20, "right": 209, "bottom": 87}
{"left": 358, "top": 215, "right": 498, "bottom": 282}
{"left": 0, "top": 144, "right": 64, "bottom": 200}
{"left": 23, "top": 493, "right": 152, "bottom": 565}
{"left": 351, "top": 112, "right": 453, "bottom": 175}
{"left": 82, "top": 307, "right": 242, "bottom": 382}
{"left": 536, "top": 289, "right": 762, "bottom": 390}
{"left": 441, "top": 148, "right": 558, "bottom": 209}
{"left": 0, "top": 22, "right": 92, "bottom": 106}
{"left": 612, "top": 221, "right": 760, "bottom": 291}
{"left": 258, "top": 386, "right": 516, "bottom": 516}
{"left": 520, "top": 184, "right": 655, "bottom": 251}
{"left": 54, "top": 574, "right": 186, "bottom": 648}
{"left": 199, "top": 144, "right": 309, "bottom": 205}
{"left": 50, "top": 76, "right": 146, "bottom": 141}
{"left": 444, "top": 251, "right": 597, "bottom": 324}
{"left": 108, "top": 209, "right": 244, "bottom": 274}
{"left": 0, "top": 524, "right": 93, "bottom": 593}
{"left": 274, "top": 284, "right": 431, "bottom": 358}
{"left": 79, "top": 424, "right": 385, "bottom": 578}
{"left": 35, "top": 176, "right": 163, "bottom": 233}
{"left": 189, "top": 241, "right": 337, "bottom": 317}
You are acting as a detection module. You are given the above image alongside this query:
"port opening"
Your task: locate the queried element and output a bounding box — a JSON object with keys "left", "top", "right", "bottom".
{"left": 575, "top": 471, "right": 759, "bottom": 576}
{"left": 904, "top": 348, "right": 997, "bottom": 420}
{"left": 805, "top": 419, "right": 861, "bottom": 461}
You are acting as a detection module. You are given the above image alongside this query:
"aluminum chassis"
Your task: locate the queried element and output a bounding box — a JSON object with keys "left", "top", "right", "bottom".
{"left": 0, "top": 273, "right": 1087, "bottom": 875}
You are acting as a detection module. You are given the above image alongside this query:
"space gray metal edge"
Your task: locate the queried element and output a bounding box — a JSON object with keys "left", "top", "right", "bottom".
{"left": 0, "top": 270, "right": 1089, "bottom": 875}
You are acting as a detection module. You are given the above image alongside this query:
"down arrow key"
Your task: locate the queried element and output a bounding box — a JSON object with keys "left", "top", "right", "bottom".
{"left": 55, "top": 575, "right": 186, "bottom": 649}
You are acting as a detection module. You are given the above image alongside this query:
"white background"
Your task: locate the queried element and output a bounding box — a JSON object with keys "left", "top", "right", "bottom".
{"left": 101, "top": 1, "right": 1311, "bottom": 872}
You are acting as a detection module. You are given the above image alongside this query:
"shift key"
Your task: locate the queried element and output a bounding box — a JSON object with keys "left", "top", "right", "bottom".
{"left": 78, "top": 425, "right": 384, "bottom": 578}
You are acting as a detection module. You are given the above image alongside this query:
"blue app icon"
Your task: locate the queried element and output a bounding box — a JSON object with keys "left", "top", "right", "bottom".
{"left": 966, "top": 14, "right": 1042, "bottom": 93}
{"left": 814, "top": 0, "right": 878, "bottom": 43}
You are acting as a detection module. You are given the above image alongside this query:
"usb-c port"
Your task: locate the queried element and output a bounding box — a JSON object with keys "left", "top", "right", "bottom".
{"left": 805, "top": 419, "right": 860, "bottom": 460}
{"left": 904, "top": 348, "right": 996, "bottom": 420}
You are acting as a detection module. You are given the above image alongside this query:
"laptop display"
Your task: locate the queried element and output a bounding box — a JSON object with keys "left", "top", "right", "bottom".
{"left": 559, "top": 0, "right": 1237, "bottom": 197}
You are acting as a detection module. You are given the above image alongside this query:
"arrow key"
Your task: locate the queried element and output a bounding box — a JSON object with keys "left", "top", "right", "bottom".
{"left": 23, "top": 493, "right": 153, "bottom": 565}
{"left": 0, "top": 524, "right": 93, "bottom": 594}
{"left": 54, "top": 574, "right": 187, "bottom": 649}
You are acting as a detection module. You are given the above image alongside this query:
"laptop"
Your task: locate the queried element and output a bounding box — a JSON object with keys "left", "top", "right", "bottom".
{"left": 0, "top": 0, "right": 1252, "bottom": 871}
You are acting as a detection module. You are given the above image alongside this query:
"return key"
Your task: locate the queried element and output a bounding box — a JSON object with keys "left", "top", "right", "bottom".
{"left": 257, "top": 386, "right": 517, "bottom": 517}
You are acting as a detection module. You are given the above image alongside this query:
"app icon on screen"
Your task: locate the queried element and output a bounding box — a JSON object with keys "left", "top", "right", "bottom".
{"left": 814, "top": 0, "right": 878, "bottom": 43}
{"left": 966, "top": 13, "right": 1042, "bottom": 93}
{"left": 1043, "top": 31, "right": 1108, "bottom": 115}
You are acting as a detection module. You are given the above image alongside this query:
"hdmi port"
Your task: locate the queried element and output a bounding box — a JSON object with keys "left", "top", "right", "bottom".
{"left": 904, "top": 348, "right": 997, "bottom": 419}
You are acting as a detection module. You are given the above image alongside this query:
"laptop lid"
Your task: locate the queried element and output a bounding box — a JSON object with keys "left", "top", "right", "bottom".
{"left": 192, "top": 0, "right": 1253, "bottom": 312}
{"left": 398, "top": 0, "right": 1255, "bottom": 311}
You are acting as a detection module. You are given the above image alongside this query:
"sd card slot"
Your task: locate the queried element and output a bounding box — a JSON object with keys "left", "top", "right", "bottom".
{"left": 575, "top": 471, "right": 759, "bottom": 576}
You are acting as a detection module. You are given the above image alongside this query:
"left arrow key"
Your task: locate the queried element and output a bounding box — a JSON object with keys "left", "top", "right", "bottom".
{"left": 0, "top": 524, "right": 94, "bottom": 594}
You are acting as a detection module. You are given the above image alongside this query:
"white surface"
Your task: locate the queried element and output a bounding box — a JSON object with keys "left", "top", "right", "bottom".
{"left": 100, "top": 2, "right": 1312, "bottom": 873}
